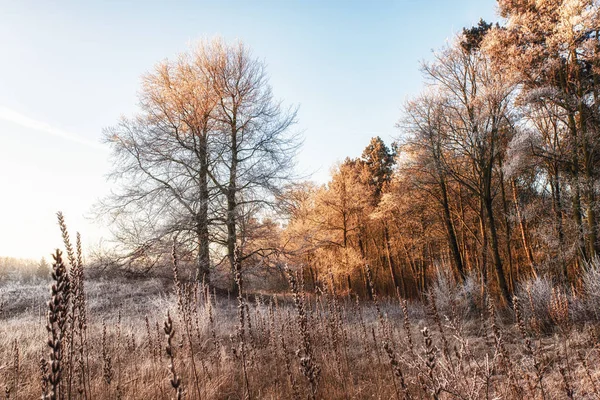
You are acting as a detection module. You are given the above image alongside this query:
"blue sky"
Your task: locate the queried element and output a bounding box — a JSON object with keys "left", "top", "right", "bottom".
{"left": 0, "top": 0, "right": 497, "bottom": 259}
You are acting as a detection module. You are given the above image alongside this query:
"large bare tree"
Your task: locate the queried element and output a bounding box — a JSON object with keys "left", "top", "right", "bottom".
{"left": 99, "top": 39, "right": 300, "bottom": 286}
{"left": 194, "top": 40, "right": 300, "bottom": 291}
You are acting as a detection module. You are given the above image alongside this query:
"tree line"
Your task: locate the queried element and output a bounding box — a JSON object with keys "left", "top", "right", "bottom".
{"left": 282, "top": 1, "right": 600, "bottom": 305}
{"left": 101, "top": 1, "right": 600, "bottom": 305}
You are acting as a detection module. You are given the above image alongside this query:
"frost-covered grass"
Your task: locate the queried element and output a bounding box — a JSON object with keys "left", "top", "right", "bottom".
{"left": 2, "top": 273, "right": 600, "bottom": 399}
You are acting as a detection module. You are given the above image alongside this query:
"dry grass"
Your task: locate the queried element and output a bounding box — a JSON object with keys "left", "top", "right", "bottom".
{"left": 2, "top": 268, "right": 600, "bottom": 399}
{"left": 2, "top": 215, "right": 600, "bottom": 399}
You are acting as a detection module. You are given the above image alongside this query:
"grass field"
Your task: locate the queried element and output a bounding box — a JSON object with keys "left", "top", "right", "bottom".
{"left": 2, "top": 259, "right": 600, "bottom": 400}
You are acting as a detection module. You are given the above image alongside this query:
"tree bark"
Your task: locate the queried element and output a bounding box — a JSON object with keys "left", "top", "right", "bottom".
{"left": 196, "top": 131, "right": 211, "bottom": 283}
{"left": 499, "top": 167, "right": 514, "bottom": 292}
{"left": 227, "top": 116, "right": 239, "bottom": 295}
{"left": 440, "top": 177, "right": 465, "bottom": 282}
{"left": 484, "top": 195, "right": 511, "bottom": 307}
{"left": 511, "top": 179, "right": 536, "bottom": 277}
{"left": 383, "top": 223, "right": 403, "bottom": 295}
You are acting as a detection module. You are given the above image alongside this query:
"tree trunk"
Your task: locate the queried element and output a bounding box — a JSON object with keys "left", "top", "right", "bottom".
{"left": 499, "top": 167, "right": 514, "bottom": 292}
{"left": 484, "top": 195, "right": 512, "bottom": 307}
{"left": 479, "top": 203, "right": 488, "bottom": 305}
{"left": 568, "top": 112, "right": 588, "bottom": 267}
{"left": 576, "top": 66, "right": 599, "bottom": 260}
{"left": 197, "top": 131, "right": 211, "bottom": 283}
{"left": 550, "top": 167, "right": 568, "bottom": 281}
{"left": 458, "top": 185, "right": 472, "bottom": 273}
{"left": 383, "top": 223, "right": 403, "bottom": 295}
{"left": 511, "top": 179, "right": 536, "bottom": 276}
{"left": 582, "top": 136, "right": 599, "bottom": 259}
{"left": 440, "top": 178, "right": 465, "bottom": 282}
{"left": 227, "top": 120, "right": 239, "bottom": 295}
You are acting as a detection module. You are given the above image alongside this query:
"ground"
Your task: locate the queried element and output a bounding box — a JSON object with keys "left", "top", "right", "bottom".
{"left": 1, "top": 275, "right": 599, "bottom": 399}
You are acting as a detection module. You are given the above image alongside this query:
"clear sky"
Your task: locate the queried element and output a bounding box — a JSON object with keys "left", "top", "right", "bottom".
{"left": 0, "top": 0, "right": 497, "bottom": 260}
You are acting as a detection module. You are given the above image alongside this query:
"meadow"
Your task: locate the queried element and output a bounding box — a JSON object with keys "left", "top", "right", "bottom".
{"left": 2, "top": 249, "right": 600, "bottom": 400}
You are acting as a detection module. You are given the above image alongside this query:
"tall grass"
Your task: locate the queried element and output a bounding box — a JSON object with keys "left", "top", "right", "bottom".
{"left": 2, "top": 215, "right": 600, "bottom": 398}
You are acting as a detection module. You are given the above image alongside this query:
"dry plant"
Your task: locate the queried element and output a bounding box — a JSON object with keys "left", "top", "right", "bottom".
{"left": 3, "top": 216, "right": 600, "bottom": 399}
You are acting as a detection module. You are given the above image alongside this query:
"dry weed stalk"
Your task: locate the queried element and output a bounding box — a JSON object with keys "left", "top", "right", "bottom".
{"left": 383, "top": 341, "right": 411, "bottom": 400}
{"left": 164, "top": 312, "right": 183, "bottom": 400}
{"left": 550, "top": 287, "right": 571, "bottom": 332}
{"left": 233, "top": 247, "right": 251, "bottom": 400}
{"left": 172, "top": 241, "right": 203, "bottom": 399}
{"left": 365, "top": 264, "right": 406, "bottom": 398}
{"left": 420, "top": 327, "right": 441, "bottom": 399}
{"left": 513, "top": 296, "right": 546, "bottom": 398}
{"left": 145, "top": 316, "right": 157, "bottom": 365}
{"left": 11, "top": 340, "right": 19, "bottom": 400}
{"left": 279, "top": 327, "right": 300, "bottom": 400}
{"left": 39, "top": 358, "right": 49, "bottom": 399}
{"left": 101, "top": 321, "right": 113, "bottom": 387}
{"left": 44, "top": 249, "right": 71, "bottom": 400}
{"left": 57, "top": 212, "right": 91, "bottom": 399}
{"left": 488, "top": 299, "right": 522, "bottom": 398}
{"left": 286, "top": 266, "right": 320, "bottom": 400}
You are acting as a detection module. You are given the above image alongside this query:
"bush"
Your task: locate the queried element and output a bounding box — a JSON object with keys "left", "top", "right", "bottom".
{"left": 515, "top": 274, "right": 581, "bottom": 333}
{"left": 430, "top": 269, "right": 482, "bottom": 322}
{"left": 516, "top": 276, "right": 554, "bottom": 333}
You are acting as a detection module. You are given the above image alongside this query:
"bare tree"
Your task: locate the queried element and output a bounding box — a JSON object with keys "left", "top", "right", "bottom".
{"left": 99, "top": 39, "right": 300, "bottom": 287}
{"left": 199, "top": 39, "right": 300, "bottom": 292}
{"left": 421, "top": 31, "right": 516, "bottom": 306}
{"left": 100, "top": 51, "right": 219, "bottom": 281}
{"left": 401, "top": 93, "right": 466, "bottom": 283}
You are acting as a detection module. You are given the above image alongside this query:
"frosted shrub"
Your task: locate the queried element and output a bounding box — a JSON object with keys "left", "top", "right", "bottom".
{"left": 516, "top": 276, "right": 556, "bottom": 333}
{"left": 431, "top": 271, "right": 481, "bottom": 321}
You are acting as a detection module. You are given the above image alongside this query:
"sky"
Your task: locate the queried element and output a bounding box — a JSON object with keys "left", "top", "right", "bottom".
{"left": 0, "top": 0, "right": 497, "bottom": 260}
